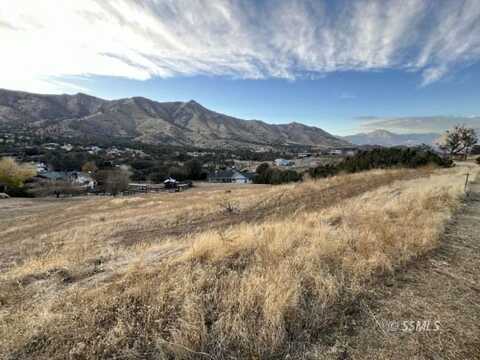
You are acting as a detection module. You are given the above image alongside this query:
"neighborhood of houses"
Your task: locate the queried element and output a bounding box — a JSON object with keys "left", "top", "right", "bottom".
{"left": 37, "top": 143, "right": 148, "bottom": 158}
{"left": 1, "top": 138, "right": 362, "bottom": 197}
{"left": 28, "top": 146, "right": 359, "bottom": 192}
{"left": 31, "top": 164, "right": 256, "bottom": 191}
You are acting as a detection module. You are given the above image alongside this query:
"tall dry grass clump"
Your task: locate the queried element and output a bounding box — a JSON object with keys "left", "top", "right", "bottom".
{"left": 0, "top": 167, "right": 475, "bottom": 359}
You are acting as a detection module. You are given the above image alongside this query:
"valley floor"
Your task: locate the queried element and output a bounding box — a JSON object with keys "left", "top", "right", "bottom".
{"left": 0, "top": 164, "right": 479, "bottom": 359}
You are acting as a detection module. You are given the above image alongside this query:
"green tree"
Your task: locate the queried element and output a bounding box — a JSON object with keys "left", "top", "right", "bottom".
{"left": 184, "top": 159, "right": 205, "bottom": 180}
{"left": 438, "top": 125, "right": 478, "bottom": 159}
{"left": 256, "top": 163, "right": 270, "bottom": 175}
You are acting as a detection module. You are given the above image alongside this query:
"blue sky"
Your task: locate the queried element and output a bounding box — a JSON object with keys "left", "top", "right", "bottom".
{"left": 1, "top": 0, "right": 480, "bottom": 135}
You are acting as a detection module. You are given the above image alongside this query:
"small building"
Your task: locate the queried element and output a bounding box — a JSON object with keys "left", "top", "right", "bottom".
{"left": 328, "top": 149, "right": 343, "bottom": 156}
{"left": 34, "top": 162, "right": 48, "bottom": 174}
{"left": 35, "top": 171, "right": 96, "bottom": 190}
{"left": 87, "top": 146, "right": 102, "bottom": 155}
{"left": 208, "top": 169, "right": 251, "bottom": 184}
{"left": 164, "top": 177, "right": 177, "bottom": 189}
{"left": 328, "top": 147, "right": 359, "bottom": 156}
{"left": 69, "top": 172, "right": 96, "bottom": 189}
{"left": 298, "top": 152, "right": 312, "bottom": 158}
{"left": 42, "top": 143, "right": 59, "bottom": 150}
{"left": 61, "top": 144, "right": 74, "bottom": 152}
{"left": 274, "top": 158, "right": 293, "bottom": 167}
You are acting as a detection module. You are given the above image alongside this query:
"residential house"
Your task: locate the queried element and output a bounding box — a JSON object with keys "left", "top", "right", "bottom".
{"left": 35, "top": 171, "right": 96, "bottom": 189}
{"left": 61, "top": 144, "right": 74, "bottom": 152}
{"left": 34, "top": 162, "right": 48, "bottom": 173}
{"left": 36, "top": 171, "right": 67, "bottom": 181}
{"left": 69, "top": 171, "right": 96, "bottom": 189}
{"left": 208, "top": 168, "right": 252, "bottom": 184}
{"left": 328, "top": 149, "right": 343, "bottom": 155}
{"left": 274, "top": 158, "right": 293, "bottom": 167}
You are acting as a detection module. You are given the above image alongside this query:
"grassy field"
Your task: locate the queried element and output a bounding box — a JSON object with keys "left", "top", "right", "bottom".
{"left": 0, "top": 165, "right": 477, "bottom": 359}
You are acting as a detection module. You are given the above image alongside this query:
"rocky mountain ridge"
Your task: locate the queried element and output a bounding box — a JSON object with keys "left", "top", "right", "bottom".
{"left": 0, "top": 88, "right": 349, "bottom": 150}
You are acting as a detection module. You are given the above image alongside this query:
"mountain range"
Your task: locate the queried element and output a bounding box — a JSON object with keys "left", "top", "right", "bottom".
{"left": 0, "top": 89, "right": 348, "bottom": 150}
{"left": 343, "top": 129, "right": 441, "bottom": 147}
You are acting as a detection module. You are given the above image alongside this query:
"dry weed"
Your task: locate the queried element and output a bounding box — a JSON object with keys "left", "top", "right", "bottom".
{"left": 0, "top": 166, "right": 475, "bottom": 359}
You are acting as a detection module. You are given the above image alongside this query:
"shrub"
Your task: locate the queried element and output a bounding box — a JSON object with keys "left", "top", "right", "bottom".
{"left": 254, "top": 163, "right": 302, "bottom": 184}
{"left": 308, "top": 163, "right": 338, "bottom": 179}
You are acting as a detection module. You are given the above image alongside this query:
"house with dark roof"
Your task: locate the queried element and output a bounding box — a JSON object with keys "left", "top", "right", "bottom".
{"left": 208, "top": 168, "right": 252, "bottom": 184}
{"left": 35, "top": 171, "right": 96, "bottom": 189}
{"left": 36, "top": 171, "right": 67, "bottom": 181}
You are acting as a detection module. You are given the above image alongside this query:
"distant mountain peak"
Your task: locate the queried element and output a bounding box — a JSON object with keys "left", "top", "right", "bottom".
{"left": 369, "top": 129, "right": 394, "bottom": 135}
{"left": 344, "top": 129, "right": 440, "bottom": 147}
{"left": 183, "top": 99, "right": 207, "bottom": 111}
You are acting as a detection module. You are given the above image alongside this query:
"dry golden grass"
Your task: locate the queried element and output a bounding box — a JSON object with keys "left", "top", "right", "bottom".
{"left": 0, "top": 165, "right": 476, "bottom": 359}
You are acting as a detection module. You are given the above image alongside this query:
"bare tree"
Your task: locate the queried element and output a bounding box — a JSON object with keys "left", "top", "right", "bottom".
{"left": 438, "top": 125, "right": 478, "bottom": 159}
{"left": 95, "top": 165, "right": 131, "bottom": 195}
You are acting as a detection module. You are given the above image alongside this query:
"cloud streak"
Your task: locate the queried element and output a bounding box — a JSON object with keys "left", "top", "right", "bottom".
{"left": 358, "top": 115, "right": 480, "bottom": 133}
{"left": 1, "top": 0, "right": 480, "bottom": 92}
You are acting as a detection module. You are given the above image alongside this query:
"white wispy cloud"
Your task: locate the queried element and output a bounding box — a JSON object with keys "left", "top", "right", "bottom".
{"left": 1, "top": 0, "right": 479, "bottom": 93}
{"left": 358, "top": 115, "right": 480, "bottom": 133}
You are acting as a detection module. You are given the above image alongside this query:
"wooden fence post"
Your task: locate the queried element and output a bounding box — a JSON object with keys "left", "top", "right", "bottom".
{"left": 465, "top": 173, "right": 470, "bottom": 194}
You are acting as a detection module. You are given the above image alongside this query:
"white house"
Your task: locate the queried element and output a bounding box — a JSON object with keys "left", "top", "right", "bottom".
{"left": 328, "top": 149, "right": 343, "bottom": 155}
{"left": 208, "top": 169, "right": 252, "bottom": 183}
{"left": 274, "top": 158, "right": 293, "bottom": 167}
{"left": 70, "top": 172, "right": 96, "bottom": 189}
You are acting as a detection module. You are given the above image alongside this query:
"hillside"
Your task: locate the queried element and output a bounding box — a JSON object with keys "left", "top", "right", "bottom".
{"left": 344, "top": 129, "right": 440, "bottom": 147}
{"left": 0, "top": 89, "right": 348, "bottom": 150}
{"left": 1, "top": 164, "right": 478, "bottom": 358}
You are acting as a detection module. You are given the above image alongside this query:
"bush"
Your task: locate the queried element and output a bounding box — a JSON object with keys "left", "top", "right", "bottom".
{"left": 254, "top": 163, "right": 302, "bottom": 185}
{"left": 308, "top": 164, "right": 338, "bottom": 179}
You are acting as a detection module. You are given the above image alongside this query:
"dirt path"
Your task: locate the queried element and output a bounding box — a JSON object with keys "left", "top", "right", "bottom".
{"left": 310, "top": 181, "right": 480, "bottom": 359}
